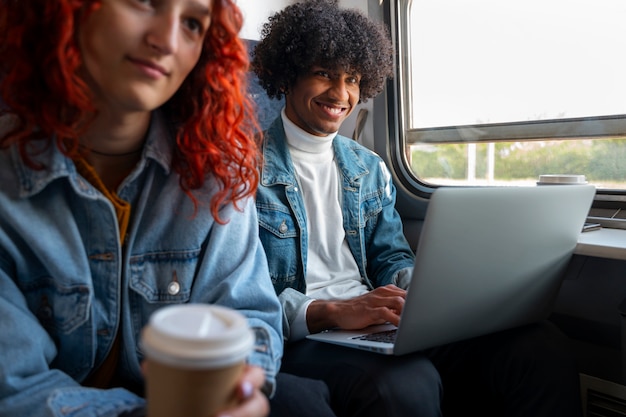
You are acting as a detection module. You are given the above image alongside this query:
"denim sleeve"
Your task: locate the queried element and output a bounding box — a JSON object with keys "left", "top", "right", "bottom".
{"left": 47, "top": 388, "right": 145, "bottom": 417}
{"left": 366, "top": 162, "right": 416, "bottom": 287}
{"left": 190, "top": 197, "right": 284, "bottom": 395}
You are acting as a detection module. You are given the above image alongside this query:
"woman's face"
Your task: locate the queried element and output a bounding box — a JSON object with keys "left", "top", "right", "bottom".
{"left": 79, "top": 0, "right": 213, "bottom": 115}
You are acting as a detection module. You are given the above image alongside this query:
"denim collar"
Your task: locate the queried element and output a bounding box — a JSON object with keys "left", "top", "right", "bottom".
{"left": 261, "top": 116, "right": 369, "bottom": 188}
{"left": 12, "top": 109, "right": 174, "bottom": 198}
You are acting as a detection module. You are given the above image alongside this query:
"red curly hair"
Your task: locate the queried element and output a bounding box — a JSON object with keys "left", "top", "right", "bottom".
{"left": 0, "top": 0, "right": 260, "bottom": 223}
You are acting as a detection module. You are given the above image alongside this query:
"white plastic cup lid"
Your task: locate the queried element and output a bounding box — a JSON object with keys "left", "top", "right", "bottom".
{"left": 141, "top": 304, "right": 254, "bottom": 369}
{"left": 537, "top": 174, "right": 587, "bottom": 185}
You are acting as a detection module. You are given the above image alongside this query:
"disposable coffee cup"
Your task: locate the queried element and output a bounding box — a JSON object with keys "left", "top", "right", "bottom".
{"left": 141, "top": 304, "right": 254, "bottom": 417}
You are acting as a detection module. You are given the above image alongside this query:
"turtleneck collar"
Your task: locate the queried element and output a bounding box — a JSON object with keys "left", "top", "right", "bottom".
{"left": 281, "top": 108, "right": 336, "bottom": 154}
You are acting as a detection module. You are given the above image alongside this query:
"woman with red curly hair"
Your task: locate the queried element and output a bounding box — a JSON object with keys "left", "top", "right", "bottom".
{"left": 0, "top": 1, "right": 285, "bottom": 416}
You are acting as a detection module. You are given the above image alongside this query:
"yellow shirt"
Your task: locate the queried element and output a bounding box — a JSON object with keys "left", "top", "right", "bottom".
{"left": 74, "top": 157, "right": 130, "bottom": 389}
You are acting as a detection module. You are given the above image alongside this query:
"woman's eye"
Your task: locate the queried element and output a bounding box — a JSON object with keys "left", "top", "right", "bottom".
{"left": 185, "top": 18, "right": 201, "bottom": 32}
{"left": 184, "top": 17, "right": 208, "bottom": 35}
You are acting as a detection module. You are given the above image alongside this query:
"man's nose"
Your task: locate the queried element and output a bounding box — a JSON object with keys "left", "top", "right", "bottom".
{"left": 328, "top": 77, "right": 350, "bottom": 102}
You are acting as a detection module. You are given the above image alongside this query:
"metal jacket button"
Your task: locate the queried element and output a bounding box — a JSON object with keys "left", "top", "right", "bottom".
{"left": 167, "top": 281, "right": 180, "bottom": 295}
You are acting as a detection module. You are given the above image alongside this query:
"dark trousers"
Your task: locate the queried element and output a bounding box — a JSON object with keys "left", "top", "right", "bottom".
{"left": 425, "top": 320, "right": 584, "bottom": 417}
{"left": 278, "top": 339, "right": 442, "bottom": 417}
{"left": 276, "top": 320, "right": 583, "bottom": 417}
{"left": 269, "top": 372, "right": 337, "bottom": 417}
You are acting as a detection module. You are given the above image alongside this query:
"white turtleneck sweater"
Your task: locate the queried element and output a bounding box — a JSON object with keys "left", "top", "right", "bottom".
{"left": 281, "top": 110, "right": 370, "bottom": 339}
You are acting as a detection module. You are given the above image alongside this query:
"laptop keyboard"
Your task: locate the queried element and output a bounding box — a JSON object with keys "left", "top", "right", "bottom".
{"left": 352, "top": 328, "right": 398, "bottom": 343}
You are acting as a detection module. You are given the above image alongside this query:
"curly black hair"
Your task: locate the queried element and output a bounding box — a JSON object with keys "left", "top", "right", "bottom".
{"left": 251, "top": 0, "right": 394, "bottom": 103}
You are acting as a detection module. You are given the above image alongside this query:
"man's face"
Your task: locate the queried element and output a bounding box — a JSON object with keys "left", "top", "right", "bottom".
{"left": 284, "top": 66, "right": 361, "bottom": 136}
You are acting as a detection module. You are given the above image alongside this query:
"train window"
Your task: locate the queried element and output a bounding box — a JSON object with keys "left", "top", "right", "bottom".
{"left": 393, "top": 0, "right": 626, "bottom": 190}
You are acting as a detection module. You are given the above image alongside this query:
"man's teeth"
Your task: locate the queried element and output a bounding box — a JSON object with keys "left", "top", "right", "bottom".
{"left": 322, "top": 105, "right": 343, "bottom": 114}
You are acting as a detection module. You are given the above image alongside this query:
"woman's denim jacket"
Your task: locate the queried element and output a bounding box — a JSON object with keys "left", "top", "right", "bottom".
{"left": 256, "top": 117, "right": 415, "bottom": 339}
{"left": 0, "top": 112, "right": 283, "bottom": 417}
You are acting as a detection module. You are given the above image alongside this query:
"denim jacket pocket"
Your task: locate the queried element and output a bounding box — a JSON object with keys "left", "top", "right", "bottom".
{"left": 257, "top": 207, "right": 299, "bottom": 290}
{"left": 361, "top": 191, "right": 383, "bottom": 223}
{"left": 358, "top": 191, "right": 383, "bottom": 258}
{"left": 257, "top": 205, "right": 298, "bottom": 239}
{"left": 128, "top": 249, "right": 201, "bottom": 359}
{"left": 128, "top": 249, "right": 200, "bottom": 304}
{"left": 21, "top": 277, "right": 92, "bottom": 377}
{"left": 22, "top": 277, "right": 91, "bottom": 334}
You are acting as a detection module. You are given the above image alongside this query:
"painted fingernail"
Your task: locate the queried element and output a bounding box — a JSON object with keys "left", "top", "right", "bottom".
{"left": 241, "top": 380, "right": 254, "bottom": 399}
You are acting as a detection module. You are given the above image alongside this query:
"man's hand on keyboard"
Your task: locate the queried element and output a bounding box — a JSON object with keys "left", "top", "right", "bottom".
{"left": 306, "top": 284, "right": 406, "bottom": 333}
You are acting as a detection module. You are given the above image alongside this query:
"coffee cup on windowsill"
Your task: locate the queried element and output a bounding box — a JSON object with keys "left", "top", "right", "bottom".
{"left": 537, "top": 174, "right": 587, "bottom": 186}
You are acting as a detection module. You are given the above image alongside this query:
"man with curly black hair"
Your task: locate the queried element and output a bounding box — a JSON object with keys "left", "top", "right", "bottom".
{"left": 252, "top": 1, "right": 392, "bottom": 105}
{"left": 253, "top": 1, "right": 584, "bottom": 416}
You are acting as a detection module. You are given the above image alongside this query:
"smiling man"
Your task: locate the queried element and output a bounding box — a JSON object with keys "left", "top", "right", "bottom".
{"left": 252, "top": 1, "right": 585, "bottom": 417}
{"left": 252, "top": 1, "right": 442, "bottom": 416}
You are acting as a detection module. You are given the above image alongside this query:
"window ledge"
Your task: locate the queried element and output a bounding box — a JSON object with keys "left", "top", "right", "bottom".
{"left": 576, "top": 228, "right": 626, "bottom": 261}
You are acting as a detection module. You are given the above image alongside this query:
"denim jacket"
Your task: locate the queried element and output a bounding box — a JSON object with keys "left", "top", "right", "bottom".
{"left": 256, "top": 117, "right": 415, "bottom": 339}
{"left": 0, "top": 112, "right": 283, "bottom": 417}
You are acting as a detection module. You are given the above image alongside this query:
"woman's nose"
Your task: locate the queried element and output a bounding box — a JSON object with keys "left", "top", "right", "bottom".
{"left": 145, "top": 14, "right": 179, "bottom": 54}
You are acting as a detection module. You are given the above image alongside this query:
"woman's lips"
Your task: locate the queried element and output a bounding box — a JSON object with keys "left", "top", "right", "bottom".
{"left": 128, "top": 57, "right": 169, "bottom": 80}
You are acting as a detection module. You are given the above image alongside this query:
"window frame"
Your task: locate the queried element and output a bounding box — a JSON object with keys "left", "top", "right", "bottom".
{"left": 384, "top": 0, "right": 626, "bottom": 224}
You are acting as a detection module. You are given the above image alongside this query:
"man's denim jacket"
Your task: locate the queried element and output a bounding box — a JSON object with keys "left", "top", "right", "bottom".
{"left": 0, "top": 112, "right": 283, "bottom": 417}
{"left": 256, "top": 117, "right": 415, "bottom": 340}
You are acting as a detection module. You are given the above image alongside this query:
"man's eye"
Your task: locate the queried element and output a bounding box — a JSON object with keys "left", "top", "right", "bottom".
{"left": 315, "top": 71, "right": 330, "bottom": 78}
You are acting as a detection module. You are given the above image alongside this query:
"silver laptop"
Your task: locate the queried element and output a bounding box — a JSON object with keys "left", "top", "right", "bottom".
{"left": 306, "top": 184, "right": 596, "bottom": 355}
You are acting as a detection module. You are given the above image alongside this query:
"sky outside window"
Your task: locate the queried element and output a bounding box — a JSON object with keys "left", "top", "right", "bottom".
{"left": 408, "top": 0, "right": 626, "bottom": 128}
